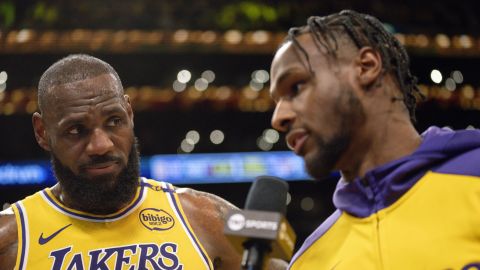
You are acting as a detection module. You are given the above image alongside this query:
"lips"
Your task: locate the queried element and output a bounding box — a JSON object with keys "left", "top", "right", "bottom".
{"left": 286, "top": 129, "right": 309, "bottom": 156}
{"left": 83, "top": 161, "right": 119, "bottom": 176}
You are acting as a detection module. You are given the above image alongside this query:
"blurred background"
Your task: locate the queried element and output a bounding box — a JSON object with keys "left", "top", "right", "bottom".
{"left": 1, "top": 0, "right": 480, "bottom": 250}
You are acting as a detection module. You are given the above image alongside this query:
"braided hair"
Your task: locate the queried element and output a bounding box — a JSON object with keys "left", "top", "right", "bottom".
{"left": 285, "top": 10, "right": 422, "bottom": 123}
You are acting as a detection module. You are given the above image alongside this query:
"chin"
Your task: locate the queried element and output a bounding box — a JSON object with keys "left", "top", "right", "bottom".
{"left": 87, "top": 172, "right": 120, "bottom": 187}
{"left": 304, "top": 153, "right": 334, "bottom": 181}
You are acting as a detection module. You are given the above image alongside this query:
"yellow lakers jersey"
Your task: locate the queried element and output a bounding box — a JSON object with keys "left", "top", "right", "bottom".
{"left": 11, "top": 178, "right": 214, "bottom": 270}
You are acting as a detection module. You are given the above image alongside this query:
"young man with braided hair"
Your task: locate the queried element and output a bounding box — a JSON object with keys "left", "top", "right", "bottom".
{"left": 270, "top": 10, "right": 480, "bottom": 269}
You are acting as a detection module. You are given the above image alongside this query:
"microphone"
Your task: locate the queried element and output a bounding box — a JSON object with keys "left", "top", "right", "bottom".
{"left": 224, "top": 176, "right": 296, "bottom": 270}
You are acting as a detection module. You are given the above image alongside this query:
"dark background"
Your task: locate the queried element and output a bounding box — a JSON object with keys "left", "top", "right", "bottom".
{"left": 1, "top": 0, "right": 480, "bottom": 251}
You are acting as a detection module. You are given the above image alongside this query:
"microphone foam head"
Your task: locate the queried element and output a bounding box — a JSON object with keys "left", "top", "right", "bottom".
{"left": 244, "top": 176, "right": 289, "bottom": 215}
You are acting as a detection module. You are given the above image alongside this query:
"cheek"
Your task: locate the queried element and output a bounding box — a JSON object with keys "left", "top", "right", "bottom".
{"left": 113, "top": 131, "right": 134, "bottom": 157}
{"left": 51, "top": 143, "right": 82, "bottom": 170}
{"left": 302, "top": 90, "right": 346, "bottom": 137}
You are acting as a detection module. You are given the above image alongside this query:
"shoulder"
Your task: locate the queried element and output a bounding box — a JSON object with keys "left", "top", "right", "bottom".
{"left": 434, "top": 147, "right": 480, "bottom": 177}
{"left": 175, "top": 187, "right": 241, "bottom": 269}
{"left": 0, "top": 208, "right": 18, "bottom": 269}
{"left": 176, "top": 187, "right": 238, "bottom": 220}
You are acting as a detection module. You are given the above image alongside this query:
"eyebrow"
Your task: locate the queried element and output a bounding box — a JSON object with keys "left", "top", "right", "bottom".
{"left": 57, "top": 114, "right": 87, "bottom": 129}
{"left": 57, "top": 105, "right": 126, "bottom": 128}
{"left": 100, "top": 105, "right": 126, "bottom": 116}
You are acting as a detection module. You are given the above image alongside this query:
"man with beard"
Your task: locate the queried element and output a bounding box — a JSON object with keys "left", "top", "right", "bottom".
{"left": 270, "top": 10, "right": 480, "bottom": 270}
{"left": 0, "top": 54, "right": 287, "bottom": 270}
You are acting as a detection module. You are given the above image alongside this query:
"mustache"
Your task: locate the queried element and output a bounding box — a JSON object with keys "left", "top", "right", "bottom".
{"left": 78, "top": 155, "right": 123, "bottom": 169}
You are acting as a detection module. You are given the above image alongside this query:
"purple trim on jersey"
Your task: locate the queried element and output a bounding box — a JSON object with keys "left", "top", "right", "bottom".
{"left": 165, "top": 189, "right": 212, "bottom": 270}
{"left": 14, "top": 202, "right": 27, "bottom": 270}
{"left": 333, "top": 126, "right": 480, "bottom": 218}
{"left": 140, "top": 181, "right": 173, "bottom": 192}
{"left": 288, "top": 210, "right": 342, "bottom": 269}
{"left": 41, "top": 182, "right": 145, "bottom": 221}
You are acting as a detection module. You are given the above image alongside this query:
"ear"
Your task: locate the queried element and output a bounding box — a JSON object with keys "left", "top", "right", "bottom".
{"left": 32, "top": 112, "right": 51, "bottom": 151}
{"left": 355, "top": 47, "right": 383, "bottom": 89}
{"left": 124, "top": 94, "right": 134, "bottom": 127}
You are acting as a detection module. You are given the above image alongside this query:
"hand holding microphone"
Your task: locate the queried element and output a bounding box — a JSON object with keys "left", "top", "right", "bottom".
{"left": 224, "top": 176, "right": 296, "bottom": 270}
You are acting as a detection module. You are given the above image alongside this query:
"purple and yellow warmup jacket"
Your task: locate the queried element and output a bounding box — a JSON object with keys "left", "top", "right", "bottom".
{"left": 289, "top": 126, "right": 480, "bottom": 270}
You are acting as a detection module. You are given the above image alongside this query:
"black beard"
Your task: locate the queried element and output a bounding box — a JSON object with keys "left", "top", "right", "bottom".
{"left": 305, "top": 84, "right": 365, "bottom": 181}
{"left": 51, "top": 141, "right": 140, "bottom": 214}
{"left": 305, "top": 132, "right": 350, "bottom": 180}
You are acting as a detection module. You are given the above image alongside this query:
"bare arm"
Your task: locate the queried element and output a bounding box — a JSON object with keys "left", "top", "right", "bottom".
{"left": 177, "top": 188, "right": 241, "bottom": 269}
{"left": 0, "top": 208, "right": 18, "bottom": 270}
{"left": 178, "top": 188, "right": 290, "bottom": 270}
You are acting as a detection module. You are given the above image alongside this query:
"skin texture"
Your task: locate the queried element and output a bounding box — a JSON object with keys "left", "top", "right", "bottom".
{"left": 0, "top": 71, "right": 287, "bottom": 270}
{"left": 270, "top": 33, "right": 422, "bottom": 182}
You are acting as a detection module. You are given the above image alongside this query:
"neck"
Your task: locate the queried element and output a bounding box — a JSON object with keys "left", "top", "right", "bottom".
{"left": 339, "top": 114, "right": 421, "bottom": 182}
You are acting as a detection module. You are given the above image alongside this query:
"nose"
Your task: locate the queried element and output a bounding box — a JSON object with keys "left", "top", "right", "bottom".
{"left": 271, "top": 100, "right": 295, "bottom": 132}
{"left": 85, "top": 128, "right": 114, "bottom": 156}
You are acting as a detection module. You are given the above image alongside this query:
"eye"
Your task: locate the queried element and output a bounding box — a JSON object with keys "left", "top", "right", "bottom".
{"left": 290, "top": 81, "right": 306, "bottom": 97}
{"left": 106, "top": 117, "right": 123, "bottom": 127}
{"left": 66, "top": 125, "right": 85, "bottom": 135}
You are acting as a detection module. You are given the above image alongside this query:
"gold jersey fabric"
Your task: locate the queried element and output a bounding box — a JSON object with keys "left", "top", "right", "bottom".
{"left": 289, "top": 172, "right": 480, "bottom": 270}
{"left": 12, "top": 178, "right": 214, "bottom": 270}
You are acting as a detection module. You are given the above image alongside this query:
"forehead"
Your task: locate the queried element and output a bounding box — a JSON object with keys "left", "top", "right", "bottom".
{"left": 43, "top": 73, "right": 123, "bottom": 118}
{"left": 270, "top": 35, "right": 331, "bottom": 96}
{"left": 271, "top": 34, "right": 329, "bottom": 76}
{"left": 46, "top": 73, "right": 120, "bottom": 103}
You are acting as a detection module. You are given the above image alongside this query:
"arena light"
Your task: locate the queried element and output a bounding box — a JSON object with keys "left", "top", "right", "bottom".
{"left": 180, "top": 139, "right": 195, "bottom": 153}
{"left": 210, "top": 130, "right": 225, "bottom": 144}
{"left": 300, "top": 197, "right": 314, "bottom": 211}
{"left": 251, "top": 30, "right": 269, "bottom": 44}
{"left": 430, "top": 69, "right": 443, "bottom": 84}
{"left": 215, "top": 86, "right": 232, "bottom": 100}
{"left": 252, "top": 70, "right": 270, "bottom": 83}
{"left": 200, "top": 31, "right": 217, "bottom": 43}
{"left": 194, "top": 78, "right": 209, "bottom": 91}
{"left": 186, "top": 130, "right": 200, "bottom": 144}
{"left": 173, "top": 29, "right": 189, "bottom": 43}
{"left": 249, "top": 80, "right": 263, "bottom": 91}
{"left": 461, "top": 85, "right": 475, "bottom": 100}
{"left": 0, "top": 71, "right": 8, "bottom": 84}
{"left": 445, "top": 78, "right": 456, "bottom": 91}
{"left": 173, "top": 80, "right": 187, "bottom": 92}
{"left": 435, "top": 34, "right": 450, "bottom": 48}
{"left": 224, "top": 30, "right": 242, "bottom": 44}
{"left": 201, "top": 70, "right": 216, "bottom": 83}
{"left": 257, "top": 136, "right": 273, "bottom": 151}
{"left": 263, "top": 129, "right": 279, "bottom": 144}
{"left": 177, "top": 70, "right": 192, "bottom": 83}
{"left": 16, "top": 29, "right": 32, "bottom": 43}
{"left": 458, "top": 35, "right": 473, "bottom": 49}
{"left": 452, "top": 70, "right": 464, "bottom": 84}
